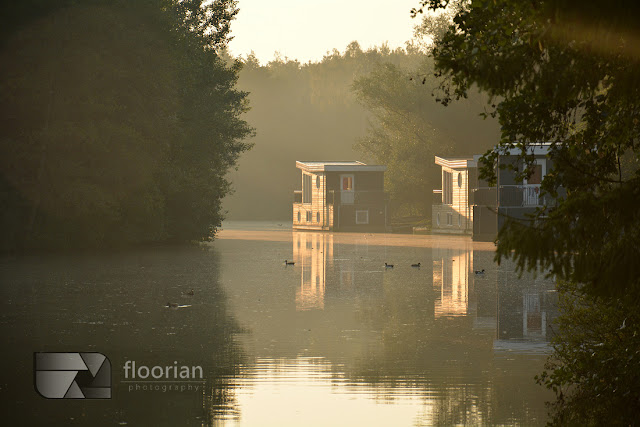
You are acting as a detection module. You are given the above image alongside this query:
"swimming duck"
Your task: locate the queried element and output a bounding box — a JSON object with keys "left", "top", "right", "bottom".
{"left": 411, "top": 263, "right": 421, "bottom": 268}
{"left": 166, "top": 302, "right": 179, "bottom": 308}
{"left": 385, "top": 263, "right": 394, "bottom": 268}
{"left": 475, "top": 269, "right": 485, "bottom": 275}
{"left": 284, "top": 260, "right": 295, "bottom": 266}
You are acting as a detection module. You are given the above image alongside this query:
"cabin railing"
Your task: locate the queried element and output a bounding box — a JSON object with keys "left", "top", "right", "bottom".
{"left": 432, "top": 189, "right": 442, "bottom": 204}
{"left": 352, "top": 190, "right": 387, "bottom": 205}
{"left": 293, "top": 190, "right": 388, "bottom": 205}
{"left": 329, "top": 190, "right": 387, "bottom": 205}
{"left": 471, "top": 187, "right": 497, "bottom": 206}
{"left": 499, "top": 185, "right": 554, "bottom": 207}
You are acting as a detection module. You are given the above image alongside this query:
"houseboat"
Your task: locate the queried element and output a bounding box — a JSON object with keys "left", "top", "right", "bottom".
{"left": 431, "top": 156, "right": 477, "bottom": 236}
{"left": 292, "top": 161, "right": 388, "bottom": 231}
{"left": 433, "top": 143, "right": 557, "bottom": 241}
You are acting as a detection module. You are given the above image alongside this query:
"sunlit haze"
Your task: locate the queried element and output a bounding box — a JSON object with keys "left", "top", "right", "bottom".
{"left": 228, "top": 0, "right": 421, "bottom": 64}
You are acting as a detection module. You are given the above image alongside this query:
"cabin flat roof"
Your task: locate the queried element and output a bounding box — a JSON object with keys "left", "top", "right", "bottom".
{"left": 296, "top": 161, "right": 386, "bottom": 172}
{"left": 434, "top": 156, "right": 477, "bottom": 169}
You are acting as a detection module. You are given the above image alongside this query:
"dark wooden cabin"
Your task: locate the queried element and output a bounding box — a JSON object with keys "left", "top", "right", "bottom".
{"left": 292, "top": 161, "right": 388, "bottom": 231}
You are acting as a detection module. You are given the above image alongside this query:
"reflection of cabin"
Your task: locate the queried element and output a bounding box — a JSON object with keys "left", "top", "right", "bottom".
{"left": 293, "top": 232, "right": 332, "bottom": 310}
{"left": 496, "top": 266, "right": 558, "bottom": 342}
{"left": 433, "top": 144, "right": 558, "bottom": 241}
{"left": 431, "top": 157, "right": 476, "bottom": 235}
{"left": 432, "top": 245, "right": 472, "bottom": 317}
{"left": 292, "top": 161, "right": 388, "bottom": 231}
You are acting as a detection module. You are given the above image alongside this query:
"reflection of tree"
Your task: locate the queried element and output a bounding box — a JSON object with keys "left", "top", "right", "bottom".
{"left": 0, "top": 246, "right": 245, "bottom": 425}
{"left": 330, "top": 247, "right": 553, "bottom": 425}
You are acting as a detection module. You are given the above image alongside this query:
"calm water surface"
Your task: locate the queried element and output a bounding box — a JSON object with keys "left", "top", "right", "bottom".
{"left": 0, "top": 222, "right": 557, "bottom": 426}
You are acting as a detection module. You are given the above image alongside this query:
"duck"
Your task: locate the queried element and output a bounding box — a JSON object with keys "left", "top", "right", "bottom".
{"left": 474, "top": 269, "right": 486, "bottom": 275}
{"left": 384, "top": 263, "right": 394, "bottom": 268}
{"left": 284, "top": 260, "right": 295, "bottom": 266}
{"left": 411, "top": 262, "right": 421, "bottom": 268}
{"left": 166, "top": 302, "right": 179, "bottom": 308}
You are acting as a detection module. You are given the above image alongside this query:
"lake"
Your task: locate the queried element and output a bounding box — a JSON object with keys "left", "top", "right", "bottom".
{"left": 0, "top": 222, "right": 557, "bottom": 426}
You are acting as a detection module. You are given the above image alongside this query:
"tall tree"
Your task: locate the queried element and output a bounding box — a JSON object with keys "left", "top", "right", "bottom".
{"left": 0, "top": 0, "right": 253, "bottom": 249}
{"left": 353, "top": 61, "right": 452, "bottom": 218}
{"left": 352, "top": 57, "right": 498, "bottom": 219}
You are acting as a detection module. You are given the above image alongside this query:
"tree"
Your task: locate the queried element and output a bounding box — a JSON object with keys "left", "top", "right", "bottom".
{"left": 352, "top": 61, "right": 452, "bottom": 218}
{"left": 0, "top": 0, "right": 253, "bottom": 249}
{"left": 417, "top": 0, "right": 640, "bottom": 298}
{"left": 534, "top": 281, "right": 640, "bottom": 425}
{"left": 351, "top": 56, "right": 498, "bottom": 219}
{"left": 416, "top": 0, "right": 640, "bottom": 423}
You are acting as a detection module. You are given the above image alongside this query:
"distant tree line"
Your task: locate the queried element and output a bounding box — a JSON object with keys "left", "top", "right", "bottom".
{"left": 226, "top": 41, "right": 499, "bottom": 221}
{"left": 0, "top": 0, "right": 253, "bottom": 250}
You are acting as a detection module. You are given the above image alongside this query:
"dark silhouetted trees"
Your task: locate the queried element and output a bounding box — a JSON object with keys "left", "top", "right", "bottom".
{"left": 419, "top": 0, "right": 640, "bottom": 423}
{"left": 0, "top": 0, "right": 253, "bottom": 250}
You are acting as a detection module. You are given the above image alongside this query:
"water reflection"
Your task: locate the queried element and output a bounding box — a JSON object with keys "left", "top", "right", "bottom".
{"left": 214, "top": 227, "right": 558, "bottom": 426}
{"left": 292, "top": 232, "right": 332, "bottom": 310}
{"left": 432, "top": 242, "right": 472, "bottom": 317}
{"left": 1, "top": 227, "right": 559, "bottom": 426}
{"left": 0, "top": 247, "right": 244, "bottom": 426}
{"left": 494, "top": 267, "right": 558, "bottom": 353}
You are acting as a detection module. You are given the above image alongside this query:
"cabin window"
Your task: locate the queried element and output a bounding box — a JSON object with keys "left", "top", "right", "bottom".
{"left": 303, "top": 174, "right": 312, "bottom": 203}
{"left": 316, "top": 212, "right": 320, "bottom": 223}
{"left": 316, "top": 176, "right": 320, "bottom": 189}
{"left": 342, "top": 176, "right": 353, "bottom": 191}
{"left": 297, "top": 211, "right": 301, "bottom": 222}
{"left": 458, "top": 173, "right": 462, "bottom": 188}
{"left": 523, "top": 159, "right": 546, "bottom": 185}
{"left": 436, "top": 213, "right": 440, "bottom": 226}
{"left": 526, "top": 164, "right": 543, "bottom": 184}
{"left": 443, "top": 171, "right": 453, "bottom": 205}
{"left": 458, "top": 214, "right": 462, "bottom": 227}
{"left": 356, "top": 210, "right": 369, "bottom": 224}
{"left": 306, "top": 211, "right": 312, "bottom": 222}
{"left": 447, "top": 212, "right": 452, "bottom": 226}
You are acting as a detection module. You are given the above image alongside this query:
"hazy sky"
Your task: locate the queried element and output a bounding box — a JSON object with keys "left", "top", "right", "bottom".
{"left": 228, "top": 0, "right": 422, "bottom": 64}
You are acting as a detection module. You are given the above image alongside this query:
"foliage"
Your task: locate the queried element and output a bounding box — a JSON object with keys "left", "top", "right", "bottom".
{"left": 352, "top": 61, "right": 452, "bottom": 217}
{"left": 224, "top": 42, "right": 497, "bottom": 220}
{"left": 0, "top": 0, "right": 253, "bottom": 250}
{"left": 418, "top": 0, "right": 640, "bottom": 299}
{"left": 351, "top": 54, "right": 498, "bottom": 218}
{"left": 536, "top": 282, "right": 640, "bottom": 425}
{"left": 418, "top": 0, "right": 640, "bottom": 424}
